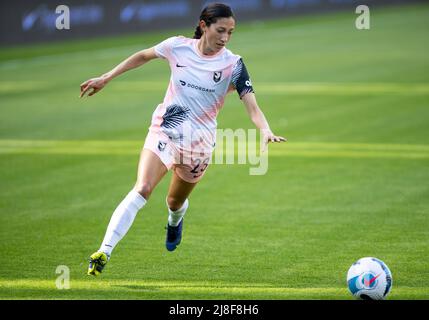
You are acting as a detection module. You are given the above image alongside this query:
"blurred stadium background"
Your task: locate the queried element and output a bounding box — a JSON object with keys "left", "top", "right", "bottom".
{"left": 0, "top": 0, "right": 428, "bottom": 299}
{"left": 0, "top": 0, "right": 424, "bottom": 45}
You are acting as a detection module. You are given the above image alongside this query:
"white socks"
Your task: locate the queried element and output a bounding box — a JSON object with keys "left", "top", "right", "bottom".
{"left": 167, "top": 198, "right": 189, "bottom": 227}
{"left": 98, "top": 190, "right": 189, "bottom": 257}
{"left": 99, "top": 189, "right": 146, "bottom": 257}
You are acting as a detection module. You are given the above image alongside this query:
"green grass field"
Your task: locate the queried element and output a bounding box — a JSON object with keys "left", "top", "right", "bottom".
{"left": 1, "top": 4, "right": 428, "bottom": 299}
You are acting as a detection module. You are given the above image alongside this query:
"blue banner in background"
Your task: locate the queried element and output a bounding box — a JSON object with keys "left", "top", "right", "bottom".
{"left": 0, "top": 0, "right": 422, "bottom": 46}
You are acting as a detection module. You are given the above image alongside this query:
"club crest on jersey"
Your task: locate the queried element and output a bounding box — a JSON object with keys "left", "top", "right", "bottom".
{"left": 158, "top": 141, "right": 166, "bottom": 152}
{"left": 213, "top": 71, "right": 222, "bottom": 83}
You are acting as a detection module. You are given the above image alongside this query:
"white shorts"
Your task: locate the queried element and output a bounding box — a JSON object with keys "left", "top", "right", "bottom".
{"left": 143, "top": 130, "right": 212, "bottom": 183}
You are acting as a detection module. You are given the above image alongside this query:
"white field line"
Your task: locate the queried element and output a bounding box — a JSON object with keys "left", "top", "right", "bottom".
{"left": 1, "top": 140, "right": 428, "bottom": 159}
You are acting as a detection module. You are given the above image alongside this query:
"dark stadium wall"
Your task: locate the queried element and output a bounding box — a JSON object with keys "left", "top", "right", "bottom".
{"left": 0, "top": 0, "right": 424, "bottom": 46}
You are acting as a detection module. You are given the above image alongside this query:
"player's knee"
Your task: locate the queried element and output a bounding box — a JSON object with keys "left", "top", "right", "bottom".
{"left": 166, "top": 196, "right": 185, "bottom": 211}
{"left": 134, "top": 181, "right": 153, "bottom": 200}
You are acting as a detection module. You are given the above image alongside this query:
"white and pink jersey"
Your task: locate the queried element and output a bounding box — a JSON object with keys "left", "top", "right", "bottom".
{"left": 150, "top": 36, "right": 254, "bottom": 153}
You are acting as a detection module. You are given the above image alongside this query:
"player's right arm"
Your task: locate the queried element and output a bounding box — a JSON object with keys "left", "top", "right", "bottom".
{"left": 79, "top": 47, "right": 158, "bottom": 98}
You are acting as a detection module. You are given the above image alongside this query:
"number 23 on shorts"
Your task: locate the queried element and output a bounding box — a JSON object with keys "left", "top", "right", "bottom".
{"left": 190, "top": 157, "right": 210, "bottom": 177}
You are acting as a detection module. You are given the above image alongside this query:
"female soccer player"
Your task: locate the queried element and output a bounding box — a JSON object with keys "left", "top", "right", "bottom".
{"left": 81, "top": 3, "right": 286, "bottom": 276}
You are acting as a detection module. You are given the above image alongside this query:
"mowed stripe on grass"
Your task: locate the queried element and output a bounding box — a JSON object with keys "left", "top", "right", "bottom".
{"left": 1, "top": 139, "right": 429, "bottom": 160}
{"left": 1, "top": 279, "right": 427, "bottom": 300}
{"left": 1, "top": 81, "right": 429, "bottom": 95}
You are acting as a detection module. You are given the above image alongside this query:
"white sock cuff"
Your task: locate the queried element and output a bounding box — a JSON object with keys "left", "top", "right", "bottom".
{"left": 128, "top": 189, "right": 147, "bottom": 209}
{"left": 167, "top": 198, "right": 189, "bottom": 214}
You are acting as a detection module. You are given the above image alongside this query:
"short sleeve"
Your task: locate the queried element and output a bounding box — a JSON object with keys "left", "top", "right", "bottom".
{"left": 154, "top": 36, "right": 177, "bottom": 60}
{"left": 231, "top": 58, "right": 255, "bottom": 99}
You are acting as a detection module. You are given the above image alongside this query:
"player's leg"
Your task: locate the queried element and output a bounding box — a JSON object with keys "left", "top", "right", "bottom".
{"left": 99, "top": 148, "right": 168, "bottom": 255}
{"left": 167, "top": 169, "right": 197, "bottom": 212}
{"left": 88, "top": 148, "right": 168, "bottom": 275}
{"left": 134, "top": 148, "right": 170, "bottom": 199}
{"left": 164, "top": 168, "right": 200, "bottom": 251}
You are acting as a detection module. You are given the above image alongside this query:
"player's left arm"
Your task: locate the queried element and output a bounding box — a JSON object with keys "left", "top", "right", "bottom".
{"left": 241, "top": 92, "right": 287, "bottom": 151}
{"left": 231, "top": 58, "right": 286, "bottom": 151}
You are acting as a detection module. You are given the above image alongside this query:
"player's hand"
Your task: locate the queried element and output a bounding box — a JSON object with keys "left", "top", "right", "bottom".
{"left": 262, "top": 129, "right": 287, "bottom": 152}
{"left": 79, "top": 77, "right": 107, "bottom": 98}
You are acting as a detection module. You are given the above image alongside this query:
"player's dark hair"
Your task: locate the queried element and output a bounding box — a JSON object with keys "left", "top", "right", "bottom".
{"left": 193, "top": 3, "right": 235, "bottom": 39}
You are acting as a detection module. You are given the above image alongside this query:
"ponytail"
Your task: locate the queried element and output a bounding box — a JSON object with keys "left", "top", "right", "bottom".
{"left": 193, "top": 25, "right": 203, "bottom": 39}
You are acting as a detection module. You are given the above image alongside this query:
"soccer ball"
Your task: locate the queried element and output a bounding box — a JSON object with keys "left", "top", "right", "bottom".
{"left": 347, "top": 257, "right": 393, "bottom": 300}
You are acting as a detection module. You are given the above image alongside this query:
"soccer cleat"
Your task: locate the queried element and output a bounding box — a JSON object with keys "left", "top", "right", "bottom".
{"left": 165, "top": 218, "right": 184, "bottom": 252}
{"left": 87, "top": 252, "right": 109, "bottom": 276}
